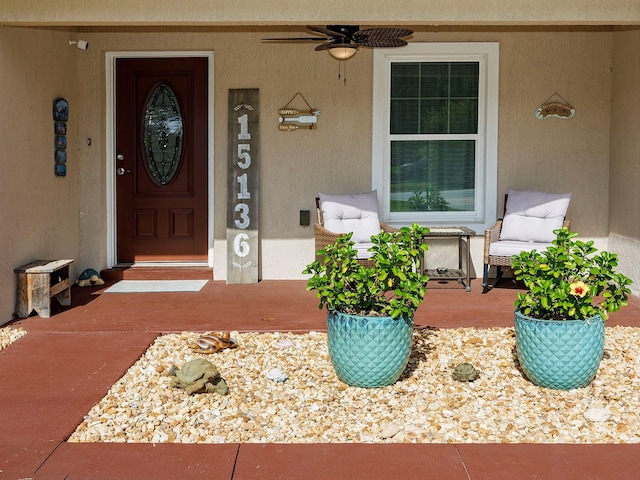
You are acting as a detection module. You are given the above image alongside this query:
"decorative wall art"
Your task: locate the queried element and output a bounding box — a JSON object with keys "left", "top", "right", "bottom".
{"left": 53, "top": 97, "right": 69, "bottom": 176}
{"left": 278, "top": 92, "right": 319, "bottom": 131}
{"left": 227, "top": 89, "right": 260, "bottom": 284}
{"left": 535, "top": 93, "right": 575, "bottom": 120}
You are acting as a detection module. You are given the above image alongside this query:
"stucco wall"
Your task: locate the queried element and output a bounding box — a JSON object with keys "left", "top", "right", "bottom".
{"left": 67, "top": 27, "right": 616, "bottom": 281}
{"left": 1, "top": 0, "right": 638, "bottom": 25}
{"left": 609, "top": 29, "right": 640, "bottom": 293}
{"left": 0, "top": 26, "right": 80, "bottom": 323}
{"left": 610, "top": 29, "right": 640, "bottom": 238}
{"left": 495, "top": 30, "right": 613, "bottom": 237}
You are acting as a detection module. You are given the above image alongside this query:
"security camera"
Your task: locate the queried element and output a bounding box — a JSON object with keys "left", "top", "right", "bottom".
{"left": 69, "top": 40, "right": 89, "bottom": 50}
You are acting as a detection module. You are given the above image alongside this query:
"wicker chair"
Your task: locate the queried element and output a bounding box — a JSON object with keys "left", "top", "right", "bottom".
{"left": 482, "top": 189, "right": 571, "bottom": 292}
{"left": 314, "top": 192, "right": 397, "bottom": 268}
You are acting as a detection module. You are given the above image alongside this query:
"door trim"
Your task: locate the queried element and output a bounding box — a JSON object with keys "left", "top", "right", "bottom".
{"left": 105, "top": 51, "right": 215, "bottom": 268}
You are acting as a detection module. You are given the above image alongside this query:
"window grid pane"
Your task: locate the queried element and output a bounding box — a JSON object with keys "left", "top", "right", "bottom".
{"left": 390, "top": 62, "right": 479, "bottom": 135}
{"left": 390, "top": 140, "right": 476, "bottom": 213}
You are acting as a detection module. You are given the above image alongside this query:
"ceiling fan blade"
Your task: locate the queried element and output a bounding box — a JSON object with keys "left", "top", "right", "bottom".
{"left": 314, "top": 42, "right": 342, "bottom": 51}
{"left": 307, "top": 25, "right": 347, "bottom": 38}
{"left": 358, "top": 38, "right": 409, "bottom": 48}
{"left": 353, "top": 28, "right": 413, "bottom": 47}
{"left": 262, "top": 37, "right": 328, "bottom": 42}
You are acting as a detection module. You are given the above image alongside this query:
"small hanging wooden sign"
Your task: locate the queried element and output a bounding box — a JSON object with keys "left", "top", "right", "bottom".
{"left": 278, "top": 92, "right": 319, "bottom": 131}
{"left": 535, "top": 93, "right": 575, "bottom": 120}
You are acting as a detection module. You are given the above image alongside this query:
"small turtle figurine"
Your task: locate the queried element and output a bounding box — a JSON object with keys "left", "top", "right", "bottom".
{"left": 452, "top": 362, "right": 480, "bottom": 382}
{"left": 168, "top": 358, "right": 228, "bottom": 395}
{"left": 77, "top": 268, "right": 105, "bottom": 287}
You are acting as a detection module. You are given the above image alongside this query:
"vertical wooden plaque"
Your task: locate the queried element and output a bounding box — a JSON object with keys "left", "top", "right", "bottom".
{"left": 227, "top": 89, "right": 259, "bottom": 283}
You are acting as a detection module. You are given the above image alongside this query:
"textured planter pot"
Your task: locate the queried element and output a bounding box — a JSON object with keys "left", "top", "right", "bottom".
{"left": 326, "top": 309, "right": 414, "bottom": 388}
{"left": 514, "top": 309, "right": 605, "bottom": 390}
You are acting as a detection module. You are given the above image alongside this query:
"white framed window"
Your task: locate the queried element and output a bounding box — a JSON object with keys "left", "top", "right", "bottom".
{"left": 372, "top": 43, "right": 499, "bottom": 231}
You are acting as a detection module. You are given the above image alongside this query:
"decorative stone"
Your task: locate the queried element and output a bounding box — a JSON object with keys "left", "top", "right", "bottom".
{"left": 380, "top": 423, "right": 400, "bottom": 439}
{"left": 584, "top": 408, "right": 611, "bottom": 423}
{"left": 65, "top": 328, "right": 640, "bottom": 445}
{"left": 452, "top": 362, "right": 480, "bottom": 382}
{"left": 265, "top": 367, "right": 288, "bottom": 383}
{"left": 438, "top": 355, "right": 453, "bottom": 368}
{"left": 0, "top": 326, "right": 27, "bottom": 351}
{"left": 273, "top": 338, "right": 295, "bottom": 349}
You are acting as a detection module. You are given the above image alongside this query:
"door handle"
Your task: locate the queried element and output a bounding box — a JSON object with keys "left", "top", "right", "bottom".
{"left": 116, "top": 167, "right": 131, "bottom": 175}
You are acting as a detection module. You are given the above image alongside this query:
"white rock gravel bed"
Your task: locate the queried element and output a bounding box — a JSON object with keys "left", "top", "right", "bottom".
{"left": 69, "top": 327, "right": 640, "bottom": 444}
{"left": 0, "top": 326, "right": 27, "bottom": 351}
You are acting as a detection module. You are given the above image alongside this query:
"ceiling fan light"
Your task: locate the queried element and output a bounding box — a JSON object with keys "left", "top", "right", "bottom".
{"left": 328, "top": 45, "right": 358, "bottom": 60}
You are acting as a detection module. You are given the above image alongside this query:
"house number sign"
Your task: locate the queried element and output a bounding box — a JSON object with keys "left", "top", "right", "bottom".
{"left": 227, "top": 89, "right": 259, "bottom": 283}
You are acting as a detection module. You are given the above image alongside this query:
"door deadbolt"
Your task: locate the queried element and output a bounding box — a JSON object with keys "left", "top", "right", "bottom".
{"left": 117, "top": 154, "right": 125, "bottom": 161}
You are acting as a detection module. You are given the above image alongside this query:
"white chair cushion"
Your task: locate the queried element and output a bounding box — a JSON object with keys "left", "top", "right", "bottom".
{"left": 354, "top": 242, "right": 374, "bottom": 259}
{"left": 319, "top": 191, "right": 381, "bottom": 244}
{"left": 489, "top": 240, "right": 554, "bottom": 258}
{"left": 500, "top": 189, "right": 572, "bottom": 243}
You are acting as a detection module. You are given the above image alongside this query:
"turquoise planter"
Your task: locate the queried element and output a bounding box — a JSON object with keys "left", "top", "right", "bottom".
{"left": 514, "top": 309, "right": 605, "bottom": 390}
{"left": 326, "top": 310, "right": 414, "bottom": 388}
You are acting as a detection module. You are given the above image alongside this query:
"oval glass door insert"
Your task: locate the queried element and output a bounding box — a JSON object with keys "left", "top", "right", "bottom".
{"left": 142, "top": 84, "right": 183, "bottom": 185}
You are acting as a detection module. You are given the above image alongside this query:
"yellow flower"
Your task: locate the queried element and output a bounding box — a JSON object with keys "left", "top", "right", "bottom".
{"left": 570, "top": 281, "right": 589, "bottom": 298}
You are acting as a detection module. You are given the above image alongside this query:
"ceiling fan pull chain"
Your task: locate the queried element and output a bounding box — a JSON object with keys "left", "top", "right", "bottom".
{"left": 338, "top": 60, "right": 347, "bottom": 85}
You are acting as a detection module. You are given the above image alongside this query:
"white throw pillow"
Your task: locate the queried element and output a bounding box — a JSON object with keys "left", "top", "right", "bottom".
{"left": 500, "top": 189, "right": 572, "bottom": 243}
{"left": 319, "top": 191, "right": 381, "bottom": 244}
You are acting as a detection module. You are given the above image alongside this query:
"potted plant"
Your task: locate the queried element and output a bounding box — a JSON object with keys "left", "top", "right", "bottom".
{"left": 512, "top": 228, "right": 633, "bottom": 390}
{"left": 303, "top": 223, "right": 430, "bottom": 387}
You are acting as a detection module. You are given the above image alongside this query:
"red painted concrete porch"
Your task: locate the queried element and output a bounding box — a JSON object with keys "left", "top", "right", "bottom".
{"left": 2, "top": 273, "right": 639, "bottom": 479}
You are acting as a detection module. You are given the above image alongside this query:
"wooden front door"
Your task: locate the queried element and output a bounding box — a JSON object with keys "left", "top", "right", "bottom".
{"left": 115, "top": 57, "right": 208, "bottom": 263}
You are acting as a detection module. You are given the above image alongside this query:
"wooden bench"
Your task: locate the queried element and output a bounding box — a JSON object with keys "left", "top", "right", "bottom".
{"left": 15, "top": 259, "right": 74, "bottom": 318}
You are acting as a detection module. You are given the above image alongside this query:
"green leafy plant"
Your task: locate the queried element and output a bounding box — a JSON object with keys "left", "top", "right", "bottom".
{"left": 303, "top": 224, "right": 430, "bottom": 319}
{"left": 407, "top": 186, "right": 450, "bottom": 212}
{"left": 512, "top": 228, "right": 633, "bottom": 320}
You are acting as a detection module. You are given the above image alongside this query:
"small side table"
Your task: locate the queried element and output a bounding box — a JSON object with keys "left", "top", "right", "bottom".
{"left": 15, "top": 259, "right": 74, "bottom": 318}
{"left": 422, "top": 227, "right": 475, "bottom": 292}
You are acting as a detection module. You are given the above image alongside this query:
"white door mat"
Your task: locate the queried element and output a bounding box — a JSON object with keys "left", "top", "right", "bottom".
{"left": 104, "top": 280, "right": 209, "bottom": 293}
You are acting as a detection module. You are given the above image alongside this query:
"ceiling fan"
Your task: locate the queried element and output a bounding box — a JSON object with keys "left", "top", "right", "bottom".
{"left": 263, "top": 25, "right": 413, "bottom": 60}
